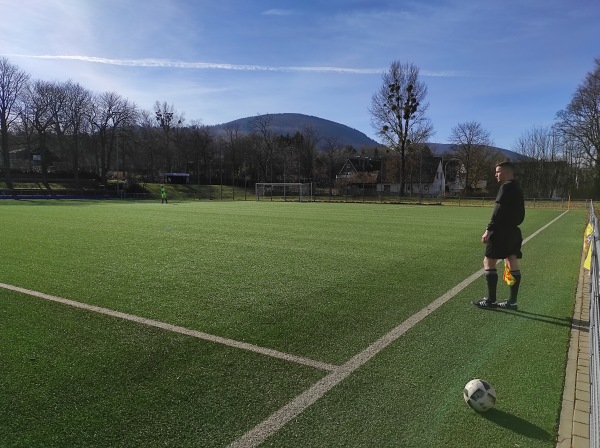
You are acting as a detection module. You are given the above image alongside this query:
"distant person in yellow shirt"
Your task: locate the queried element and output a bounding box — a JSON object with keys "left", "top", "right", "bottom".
{"left": 160, "top": 185, "right": 168, "bottom": 204}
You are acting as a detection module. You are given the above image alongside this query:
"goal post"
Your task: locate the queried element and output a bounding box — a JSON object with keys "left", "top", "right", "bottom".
{"left": 255, "top": 183, "right": 314, "bottom": 202}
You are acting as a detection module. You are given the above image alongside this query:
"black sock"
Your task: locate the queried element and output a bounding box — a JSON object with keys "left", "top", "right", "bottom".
{"left": 509, "top": 270, "right": 521, "bottom": 303}
{"left": 485, "top": 269, "right": 498, "bottom": 303}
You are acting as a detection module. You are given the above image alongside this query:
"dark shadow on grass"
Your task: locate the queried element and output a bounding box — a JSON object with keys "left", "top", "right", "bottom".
{"left": 482, "top": 408, "right": 552, "bottom": 441}
{"left": 0, "top": 199, "right": 124, "bottom": 206}
{"left": 495, "top": 308, "right": 579, "bottom": 329}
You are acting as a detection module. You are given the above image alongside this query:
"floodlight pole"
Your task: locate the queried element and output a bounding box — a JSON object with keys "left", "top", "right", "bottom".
{"left": 110, "top": 111, "right": 122, "bottom": 198}
{"left": 443, "top": 158, "right": 460, "bottom": 198}
{"left": 116, "top": 131, "right": 119, "bottom": 197}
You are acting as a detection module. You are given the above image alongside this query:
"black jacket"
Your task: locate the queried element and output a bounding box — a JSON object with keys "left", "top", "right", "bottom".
{"left": 487, "top": 180, "right": 525, "bottom": 232}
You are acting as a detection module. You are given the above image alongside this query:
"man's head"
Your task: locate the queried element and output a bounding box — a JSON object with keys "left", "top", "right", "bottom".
{"left": 495, "top": 161, "right": 516, "bottom": 184}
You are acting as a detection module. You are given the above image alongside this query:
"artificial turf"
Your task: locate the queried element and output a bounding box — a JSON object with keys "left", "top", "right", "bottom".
{"left": 0, "top": 289, "right": 325, "bottom": 447}
{"left": 262, "top": 209, "right": 583, "bottom": 447}
{"left": 0, "top": 200, "right": 586, "bottom": 447}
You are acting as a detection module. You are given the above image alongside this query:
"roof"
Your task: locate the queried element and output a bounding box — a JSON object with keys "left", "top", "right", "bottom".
{"left": 405, "top": 156, "right": 442, "bottom": 183}
{"left": 338, "top": 157, "right": 382, "bottom": 177}
{"left": 339, "top": 156, "right": 446, "bottom": 184}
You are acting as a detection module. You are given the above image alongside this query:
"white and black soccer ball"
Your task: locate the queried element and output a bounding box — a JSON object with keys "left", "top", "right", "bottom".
{"left": 463, "top": 379, "right": 496, "bottom": 412}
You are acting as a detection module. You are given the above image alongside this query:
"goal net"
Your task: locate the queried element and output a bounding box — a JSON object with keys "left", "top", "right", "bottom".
{"left": 255, "top": 183, "right": 313, "bottom": 202}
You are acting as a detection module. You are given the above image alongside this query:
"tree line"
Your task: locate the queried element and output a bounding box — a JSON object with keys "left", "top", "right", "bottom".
{"left": 370, "top": 59, "right": 600, "bottom": 199}
{"left": 1, "top": 57, "right": 599, "bottom": 198}
{"left": 0, "top": 57, "right": 358, "bottom": 192}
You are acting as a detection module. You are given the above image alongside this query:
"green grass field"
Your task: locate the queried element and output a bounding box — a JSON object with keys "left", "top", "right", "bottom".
{"left": 0, "top": 200, "right": 587, "bottom": 447}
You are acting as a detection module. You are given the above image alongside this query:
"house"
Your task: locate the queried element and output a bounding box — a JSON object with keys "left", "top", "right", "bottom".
{"left": 8, "top": 146, "right": 60, "bottom": 173}
{"left": 8, "top": 147, "right": 29, "bottom": 171}
{"left": 336, "top": 155, "right": 475, "bottom": 197}
{"left": 337, "top": 157, "right": 381, "bottom": 180}
{"left": 407, "top": 156, "right": 444, "bottom": 196}
{"left": 378, "top": 156, "right": 446, "bottom": 196}
{"left": 443, "top": 159, "right": 466, "bottom": 195}
{"left": 336, "top": 157, "right": 381, "bottom": 193}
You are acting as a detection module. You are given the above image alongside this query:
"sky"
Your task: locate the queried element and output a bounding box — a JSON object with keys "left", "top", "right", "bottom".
{"left": 1, "top": 0, "right": 598, "bottom": 150}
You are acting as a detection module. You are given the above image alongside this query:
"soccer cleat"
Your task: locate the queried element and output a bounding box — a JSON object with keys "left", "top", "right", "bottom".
{"left": 472, "top": 298, "right": 497, "bottom": 309}
{"left": 498, "top": 300, "right": 517, "bottom": 310}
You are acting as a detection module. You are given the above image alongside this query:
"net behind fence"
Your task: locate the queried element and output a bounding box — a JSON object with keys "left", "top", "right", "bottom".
{"left": 255, "top": 183, "right": 313, "bottom": 202}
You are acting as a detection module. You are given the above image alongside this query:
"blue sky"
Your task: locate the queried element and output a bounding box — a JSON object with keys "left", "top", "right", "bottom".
{"left": 1, "top": 0, "right": 598, "bottom": 149}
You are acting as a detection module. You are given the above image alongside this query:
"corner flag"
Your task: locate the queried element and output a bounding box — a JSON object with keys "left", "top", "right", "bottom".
{"left": 584, "top": 222, "right": 594, "bottom": 270}
{"left": 503, "top": 262, "right": 515, "bottom": 285}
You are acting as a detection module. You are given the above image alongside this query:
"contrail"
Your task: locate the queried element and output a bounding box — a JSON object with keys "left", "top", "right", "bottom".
{"left": 2, "top": 54, "right": 467, "bottom": 77}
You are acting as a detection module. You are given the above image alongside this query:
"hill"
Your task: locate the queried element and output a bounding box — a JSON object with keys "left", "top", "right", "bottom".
{"left": 210, "top": 113, "right": 379, "bottom": 149}
{"left": 427, "top": 143, "right": 525, "bottom": 161}
{"left": 210, "top": 113, "right": 522, "bottom": 160}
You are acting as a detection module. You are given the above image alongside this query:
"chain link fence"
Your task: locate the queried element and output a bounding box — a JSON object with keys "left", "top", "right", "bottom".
{"left": 588, "top": 202, "right": 599, "bottom": 448}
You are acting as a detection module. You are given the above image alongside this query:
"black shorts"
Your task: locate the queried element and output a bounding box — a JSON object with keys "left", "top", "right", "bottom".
{"left": 485, "top": 227, "right": 522, "bottom": 260}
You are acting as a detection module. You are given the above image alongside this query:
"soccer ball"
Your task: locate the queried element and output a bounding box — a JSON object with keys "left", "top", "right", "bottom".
{"left": 463, "top": 379, "right": 496, "bottom": 412}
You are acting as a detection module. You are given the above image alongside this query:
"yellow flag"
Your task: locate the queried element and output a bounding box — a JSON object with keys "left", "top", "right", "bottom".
{"left": 584, "top": 222, "right": 594, "bottom": 270}
{"left": 503, "top": 263, "right": 515, "bottom": 285}
{"left": 585, "top": 223, "right": 594, "bottom": 243}
{"left": 584, "top": 244, "right": 593, "bottom": 270}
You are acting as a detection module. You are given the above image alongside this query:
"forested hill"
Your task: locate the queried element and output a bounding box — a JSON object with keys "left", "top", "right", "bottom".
{"left": 210, "top": 113, "right": 521, "bottom": 160}
{"left": 210, "top": 113, "right": 379, "bottom": 149}
{"left": 427, "top": 143, "right": 524, "bottom": 161}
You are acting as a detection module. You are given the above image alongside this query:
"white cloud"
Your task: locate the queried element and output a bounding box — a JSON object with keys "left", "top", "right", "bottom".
{"left": 2, "top": 54, "right": 467, "bottom": 77}
{"left": 262, "top": 9, "right": 295, "bottom": 16}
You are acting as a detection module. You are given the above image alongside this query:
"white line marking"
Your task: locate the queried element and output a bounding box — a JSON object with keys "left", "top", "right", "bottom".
{"left": 522, "top": 210, "right": 569, "bottom": 244}
{"left": 229, "top": 210, "right": 570, "bottom": 447}
{"left": 0, "top": 283, "right": 337, "bottom": 372}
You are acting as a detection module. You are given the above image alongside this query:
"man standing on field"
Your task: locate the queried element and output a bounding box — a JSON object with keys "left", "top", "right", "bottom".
{"left": 160, "top": 185, "right": 168, "bottom": 204}
{"left": 473, "top": 161, "right": 525, "bottom": 310}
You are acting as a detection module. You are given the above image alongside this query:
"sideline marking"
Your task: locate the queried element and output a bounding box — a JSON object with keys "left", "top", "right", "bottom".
{"left": 0, "top": 283, "right": 337, "bottom": 373}
{"left": 521, "top": 210, "right": 569, "bottom": 244}
{"left": 229, "top": 210, "right": 570, "bottom": 447}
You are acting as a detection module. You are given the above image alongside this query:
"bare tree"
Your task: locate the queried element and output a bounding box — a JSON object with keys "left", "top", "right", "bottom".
{"left": 448, "top": 121, "right": 497, "bottom": 194}
{"left": 556, "top": 58, "right": 600, "bottom": 179}
{"left": 90, "top": 92, "right": 137, "bottom": 183}
{"left": 300, "top": 125, "right": 320, "bottom": 182}
{"left": 62, "top": 81, "right": 93, "bottom": 179}
{"left": 319, "top": 136, "right": 353, "bottom": 198}
{"left": 134, "top": 109, "right": 162, "bottom": 183}
{"left": 45, "top": 81, "right": 69, "bottom": 175}
{"left": 154, "top": 101, "right": 183, "bottom": 172}
{"left": 21, "top": 80, "right": 59, "bottom": 187}
{"left": 513, "top": 126, "right": 567, "bottom": 197}
{"left": 555, "top": 128, "right": 594, "bottom": 196}
{"left": 370, "top": 61, "right": 433, "bottom": 195}
{"left": 14, "top": 102, "right": 34, "bottom": 172}
{"left": 514, "top": 126, "right": 555, "bottom": 161}
{"left": 14, "top": 79, "right": 94, "bottom": 181}
{"left": 183, "top": 121, "right": 213, "bottom": 185}
{"left": 223, "top": 123, "right": 241, "bottom": 197}
{"left": 250, "top": 114, "right": 276, "bottom": 181}
{"left": 0, "top": 58, "right": 30, "bottom": 188}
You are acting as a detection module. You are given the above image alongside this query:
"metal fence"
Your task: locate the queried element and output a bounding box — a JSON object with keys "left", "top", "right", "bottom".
{"left": 588, "top": 202, "right": 600, "bottom": 448}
